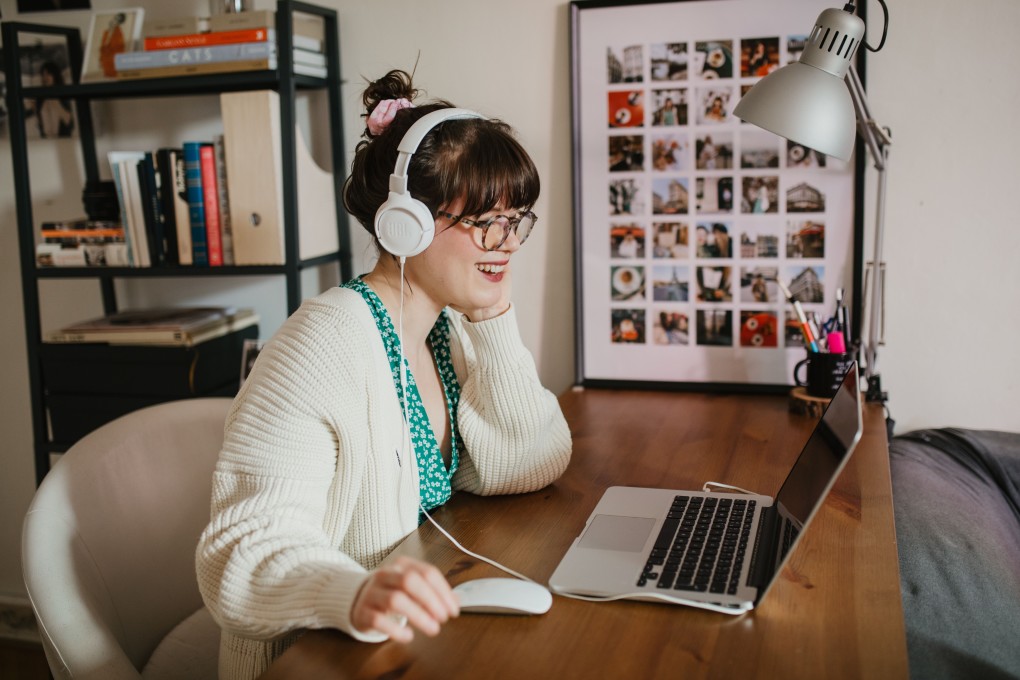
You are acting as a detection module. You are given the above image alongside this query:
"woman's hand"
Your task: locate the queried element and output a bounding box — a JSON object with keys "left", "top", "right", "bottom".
{"left": 351, "top": 556, "right": 460, "bottom": 642}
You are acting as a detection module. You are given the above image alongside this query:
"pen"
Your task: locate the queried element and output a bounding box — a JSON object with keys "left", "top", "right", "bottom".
{"left": 834, "top": 288, "right": 845, "bottom": 333}
{"left": 777, "top": 280, "right": 819, "bottom": 352}
{"left": 838, "top": 289, "right": 850, "bottom": 345}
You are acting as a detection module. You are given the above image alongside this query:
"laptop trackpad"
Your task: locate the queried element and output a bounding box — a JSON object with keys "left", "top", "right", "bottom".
{"left": 579, "top": 514, "right": 655, "bottom": 552}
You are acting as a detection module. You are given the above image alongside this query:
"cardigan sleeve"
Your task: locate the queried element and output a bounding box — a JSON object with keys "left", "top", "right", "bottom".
{"left": 195, "top": 300, "right": 388, "bottom": 644}
{"left": 448, "top": 305, "right": 572, "bottom": 495}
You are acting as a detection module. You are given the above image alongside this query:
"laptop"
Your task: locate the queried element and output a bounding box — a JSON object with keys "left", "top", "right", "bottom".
{"left": 548, "top": 362, "right": 863, "bottom": 614}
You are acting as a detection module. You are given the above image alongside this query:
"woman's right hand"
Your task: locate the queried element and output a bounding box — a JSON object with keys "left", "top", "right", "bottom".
{"left": 351, "top": 556, "right": 460, "bottom": 642}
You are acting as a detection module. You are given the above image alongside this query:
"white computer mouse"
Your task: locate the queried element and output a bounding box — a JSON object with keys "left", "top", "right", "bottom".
{"left": 452, "top": 577, "right": 553, "bottom": 615}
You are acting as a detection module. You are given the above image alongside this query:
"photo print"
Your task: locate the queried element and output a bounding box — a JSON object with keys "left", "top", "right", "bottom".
{"left": 610, "top": 223, "right": 645, "bottom": 258}
{"left": 740, "top": 129, "right": 781, "bottom": 169}
{"left": 696, "top": 87, "right": 733, "bottom": 124}
{"left": 650, "top": 42, "right": 688, "bottom": 81}
{"left": 786, "top": 181, "right": 825, "bottom": 212}
{"left": 740, "top": 265, "right": 779, "bottom": 303}
{"left": 785, "top": 265, "right": 825, "bottom": 303}
{"left": 741, "top": 175, "right": 779, "bottom": 213}
{"left": 611, "top": 265, "right": 646, "bottom": 301}
{"left": 651, "top": 88, "right": 687, "bottom": 126}
{"left": 611, "top": 308, "right": 646, "bottom": 344}
{"left": 694, "top": 40, "right": 733, "bottom": 79}
{"left": 785, "top": 310, "right": 807, "bottom": 346}
{"left": 16, "top": 39, "right": 76, "bottom": 139}
{"left": 787, "top": 34, "right": 808, "bottom": 65}
{"left": 607, "top": 45, "right": 643, "bottom": 83}
{"left": 651, "top": 134, "right": 690, "bottom": 172}
{"left": 608, "top": 90, "right": 644, "bottom": 128}
{"left": 695, "top": 221, "right": 733, "bottom": 258}
{"left": 697, "top": 309, "right": 733, "bottom": 346}
{"left": 695, "top": 131, "right": 734, "bottom": 170}
{"left": 652, "top": 264, "right": 690, "bottom": 302}
{"left": 695, "top": 265, "right": 733, "bottom": 302}
{"left": 653, "top": 308, "right": 690, "bottom": 345}
{"left": 652, "top": 221, "right": 688, "bottom": 259}
{"left": 740, "top": 37, "right": 780, "bottom": 77}
{"left": 609, "top": 135, "right": 645, "bottom": 172}
{"left": 695, "top": 176, "right": 734, "bottom": 213}
{"left": 651, "top": 177, "right": 689, "bottom": 215}
{"left": 740, "top": 310, "right": 779, "bottom": 348}
{"left": 786, "top": 219, "right": 825, "bottom": 258}
{"left": 787, "top": 141, "right": 827, "bottom": 168}
{"left": 81, "top": 8, "right": 144, "bottom": 82}
{"left": 610, "top": 177, "right": 644, "bottom": 215}
{"left": 738, "top": 222, "right": 780, "bottom": 258}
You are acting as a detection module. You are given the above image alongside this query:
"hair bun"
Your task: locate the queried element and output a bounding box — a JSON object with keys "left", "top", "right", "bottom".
{"left": 363, "top": 69, "right": 418, "bottom": 118}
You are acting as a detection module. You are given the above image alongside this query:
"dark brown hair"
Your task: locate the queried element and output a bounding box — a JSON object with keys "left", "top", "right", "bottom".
{"left": 343, "top": 70, "right": 540, "bottom": 242}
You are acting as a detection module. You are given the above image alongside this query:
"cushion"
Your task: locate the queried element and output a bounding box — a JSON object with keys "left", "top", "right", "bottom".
{"left": 141, "top": 607, "right": 220, "bottom": 680}
{"left": 890, "top": 428, "right": 1020, "bottom": 680}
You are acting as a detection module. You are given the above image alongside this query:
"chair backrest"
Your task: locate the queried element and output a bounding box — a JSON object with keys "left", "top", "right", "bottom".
{"left": 22, "top": 398, "right": 232, "bottom": 680}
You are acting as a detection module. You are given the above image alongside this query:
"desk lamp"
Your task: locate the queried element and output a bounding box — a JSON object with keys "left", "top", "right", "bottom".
{"left": 734, "top": 0, "right": 892, "bottom": 408}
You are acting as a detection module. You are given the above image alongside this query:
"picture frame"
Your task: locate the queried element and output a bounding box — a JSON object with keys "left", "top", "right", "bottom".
{"left": 571, "top": 0, "right": 864, "bottom": 392}
{"left": 80, "top": 7, "right": 144, "bottom": 82}
{"left": 10, "top": 37, "right": 78, "bottom": 138}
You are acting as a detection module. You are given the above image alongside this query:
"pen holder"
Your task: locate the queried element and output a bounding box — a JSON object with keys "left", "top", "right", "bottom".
{"left": 793, "top": 351, "right": 854, "bottom": 399}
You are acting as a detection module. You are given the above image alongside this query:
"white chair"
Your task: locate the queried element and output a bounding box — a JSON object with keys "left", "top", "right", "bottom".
{"left": 22, "top": 398, "right": 232, "bottom": 680}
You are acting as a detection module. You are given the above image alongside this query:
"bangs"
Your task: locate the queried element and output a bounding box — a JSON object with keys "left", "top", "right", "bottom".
{"left": 430, "top": 121, "right": 540, "bottom": 218}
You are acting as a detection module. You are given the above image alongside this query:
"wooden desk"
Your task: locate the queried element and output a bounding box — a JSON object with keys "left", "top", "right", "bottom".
{"left": 260, "top": 389, "right": 908, "bottom": 679}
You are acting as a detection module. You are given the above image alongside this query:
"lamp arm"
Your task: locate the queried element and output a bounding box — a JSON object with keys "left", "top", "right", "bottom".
{"left": 846, "top": 63, "right": 892, "bottom": 402}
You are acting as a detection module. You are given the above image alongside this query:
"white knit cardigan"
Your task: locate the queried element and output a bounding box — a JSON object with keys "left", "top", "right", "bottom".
{"left": 195, "top": 287, "right": 572, "bottom": 680}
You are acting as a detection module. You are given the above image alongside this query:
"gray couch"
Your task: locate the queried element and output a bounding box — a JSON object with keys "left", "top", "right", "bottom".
{"left": 890, "top": 428, "right": 1020, "bottom": 680}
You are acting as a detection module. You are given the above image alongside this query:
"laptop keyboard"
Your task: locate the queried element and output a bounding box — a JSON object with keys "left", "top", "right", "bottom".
{"left": 637, "top": 495, "right": 755, "bottom": 596}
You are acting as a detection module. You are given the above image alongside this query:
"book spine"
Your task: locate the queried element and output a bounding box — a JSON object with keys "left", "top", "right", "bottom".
{"left": 171, "top": 149, "right": 194, "bottom": 266}
{"left": 115, "top": 58, "right": 276, "bottom": 80}
{"left": 199, "top": 144, "right": 223, "bottom": 267}
{"left": 213, "top": 135, "right": 234, "bottom": 265}
{"left": 116, "top": 41, "right": 275, "bottom": 70}
{"left": 138, "top": 152, "right": 167, "bottom": 266}
{"left": 155, "top": 148, "right": 180, "bottom": 264}
{"left": 182, "top": 142, "right": 208, "bottom": 266}
{"left": 143, "top": 27, "right": 271, "bottom": 50}
{"left": 120, "top": 160, "right": 151, "bottom": 267}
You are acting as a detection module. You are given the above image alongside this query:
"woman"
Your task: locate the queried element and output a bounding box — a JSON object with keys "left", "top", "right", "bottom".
{"left": 33, "top": 62, "right": 74, "bottom": 138}
{"left": 196, "top": 70, "right": 572, "bottom": 679}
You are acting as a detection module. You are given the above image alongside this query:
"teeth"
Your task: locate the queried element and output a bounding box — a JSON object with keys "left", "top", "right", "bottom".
{"left": 477, "top": 263, "right": 506, "bottom": 274}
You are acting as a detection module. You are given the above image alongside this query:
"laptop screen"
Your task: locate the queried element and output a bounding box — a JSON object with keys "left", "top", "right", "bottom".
{"left": 766, "top": 364, "right": 862, "bottom": 585}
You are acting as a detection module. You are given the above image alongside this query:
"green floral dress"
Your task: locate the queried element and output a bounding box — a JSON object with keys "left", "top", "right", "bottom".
{"left": 343, "top": 277, "right": 461, "bottom": 515}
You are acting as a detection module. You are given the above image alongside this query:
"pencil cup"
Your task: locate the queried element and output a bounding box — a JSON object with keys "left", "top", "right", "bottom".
{"left": 794, "top": 351, "right": 855, "bottom": 398}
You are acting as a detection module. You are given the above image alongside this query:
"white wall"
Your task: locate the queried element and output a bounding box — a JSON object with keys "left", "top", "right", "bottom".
{"left": 1, "top": 0, "right": 1017, "bottom": 602}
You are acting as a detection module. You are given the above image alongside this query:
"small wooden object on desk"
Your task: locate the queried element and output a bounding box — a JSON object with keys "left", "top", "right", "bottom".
{"left": 788, "top": 386, "right": 829, "bottom": 418}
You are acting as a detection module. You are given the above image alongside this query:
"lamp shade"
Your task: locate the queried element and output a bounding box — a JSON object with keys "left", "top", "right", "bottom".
{"left": 733, "top": 6, "right": 866, "bottom": 161}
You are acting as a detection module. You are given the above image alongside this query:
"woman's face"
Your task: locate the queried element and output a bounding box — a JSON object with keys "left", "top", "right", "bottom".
{"left": 408, "top": 198, "right": 522, "bottom": 312}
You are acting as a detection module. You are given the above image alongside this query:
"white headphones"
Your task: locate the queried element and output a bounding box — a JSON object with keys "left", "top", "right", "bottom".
{"left": 373, "top": 108, "right": 487, "bottom": 258}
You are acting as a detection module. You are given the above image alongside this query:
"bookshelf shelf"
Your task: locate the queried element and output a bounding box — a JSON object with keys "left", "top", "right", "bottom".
{"left": 4, "top": 0, "right": 350, "bottom": 485}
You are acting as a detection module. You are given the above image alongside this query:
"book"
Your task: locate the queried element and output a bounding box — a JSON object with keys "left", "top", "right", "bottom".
{"left": 45, "top": 307, "right": 258, "bottom": 346}
{"left": 142, "top": 27, "right": 320, "bottom": 53}
{"left": 199, "top": 143, "right": 223, "bottom": 267}
{"left": 213, "top": 135, "right": 234, "bottom": 265}
{"left": 143, "top": 16, "right": 210, "bottom": 38}
{"left": 107, "top": 150, "right": 146, "bottom": 266}
{"left": 155, "top": 148, "right": 182, "bottom": 264}
{"left": 115, "top": 58, "right": 285, "bottom": 80}
{"left": 182, "top": 142, "right": 208, "bottom": 266}
{"left": 205, "top": 12, "right": 325, "bottom": 49}
{"left": 36, "top": 240, "right": 130, "bottom": 267}
{"left": 161, "top": 147, "right": 193, "bottom": 265}
{"left": 118, "top": 158, "right": 152, "bottom": 267}
{"left": 115, "top": 40, "right": 275, "bottom": 70}
{"left": 220, "top": 89, "right": 338, "bottom": 265}
{"left": 137, "top": 152, "right": 168, "bottom": 265}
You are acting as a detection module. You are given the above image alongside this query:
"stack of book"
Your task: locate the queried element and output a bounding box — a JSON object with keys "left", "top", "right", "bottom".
{"left": 41, "top": 306, "right": 259, "bottom": 442}
{"left": 114, "top": 10, "right": 326, "bottom": 80}
{"left": 36, "top": 219, "right": 129, "bottom": 267}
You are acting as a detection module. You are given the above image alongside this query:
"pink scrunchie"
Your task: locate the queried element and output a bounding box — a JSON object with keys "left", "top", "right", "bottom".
{"left": 367, "top": 98, "right": 413, "bottom": 136}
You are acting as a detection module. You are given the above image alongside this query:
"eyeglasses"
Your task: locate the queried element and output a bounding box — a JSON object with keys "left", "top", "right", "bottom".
{"left": 437, "top": 210, "right": 537, "bottom": 251}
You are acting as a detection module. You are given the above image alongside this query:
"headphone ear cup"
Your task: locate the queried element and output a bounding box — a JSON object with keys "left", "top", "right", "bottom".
{"left": 374, "top": 192, "right": 435, "bottom": 257}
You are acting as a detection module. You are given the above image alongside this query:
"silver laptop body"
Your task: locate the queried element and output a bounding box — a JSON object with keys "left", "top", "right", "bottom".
{"left": 549, "top": 363, "right": 863, "bottom": 614}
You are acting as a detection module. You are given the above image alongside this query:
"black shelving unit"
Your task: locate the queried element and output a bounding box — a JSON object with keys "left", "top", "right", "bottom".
{"left": 2, "top": 0, "right": 351, "bottom": 485}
